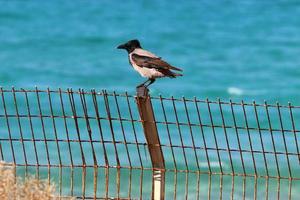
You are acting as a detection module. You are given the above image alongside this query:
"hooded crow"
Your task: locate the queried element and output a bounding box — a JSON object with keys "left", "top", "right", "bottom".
{"left": 117, "top": 39, "right": 183, "bottom": 88}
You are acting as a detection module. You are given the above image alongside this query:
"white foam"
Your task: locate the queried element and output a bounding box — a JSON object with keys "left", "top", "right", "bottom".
{"left": 199, "top": 161, "right": 228, "bottom": 169}
{"left": 227, "top": 87, "right": 244, "bottom": 96}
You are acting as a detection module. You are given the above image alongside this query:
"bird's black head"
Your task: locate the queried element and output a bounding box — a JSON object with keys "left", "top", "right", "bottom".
{"left": 117, "top": 39, "right": 142, "bottom": 53}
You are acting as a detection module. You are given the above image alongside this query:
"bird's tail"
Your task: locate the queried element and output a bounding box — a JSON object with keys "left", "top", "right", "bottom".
{"left": 175, "top": 73, "right": 183, "bottom": 76}
{"left": 169, "top": 72, "right": 183, "bottom": 78}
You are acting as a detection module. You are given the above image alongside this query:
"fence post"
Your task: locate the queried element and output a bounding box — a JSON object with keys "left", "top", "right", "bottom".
{"left": 136, "top": 86, "right": 165, "bottom": 200}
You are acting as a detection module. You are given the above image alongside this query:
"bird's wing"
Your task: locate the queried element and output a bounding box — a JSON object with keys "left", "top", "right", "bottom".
{"left": 131, "top": 53, "right": 183, "bottom": 71}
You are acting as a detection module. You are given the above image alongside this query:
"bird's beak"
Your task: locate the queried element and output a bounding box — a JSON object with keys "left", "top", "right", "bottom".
{"left": 117, "top": 44, "right": 126, "bottom": 49}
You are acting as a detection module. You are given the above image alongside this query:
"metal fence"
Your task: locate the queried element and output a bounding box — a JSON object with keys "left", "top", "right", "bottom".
{"left": 0, "top": 87, "right": 299, "bottom": 199}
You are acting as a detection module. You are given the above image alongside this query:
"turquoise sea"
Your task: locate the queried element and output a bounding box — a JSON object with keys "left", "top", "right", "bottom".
{"left": 0, "top": 1, "right": 300, "bottom": 199}
{"left": 1, "top": 1, "right": 300, "bottom": 102}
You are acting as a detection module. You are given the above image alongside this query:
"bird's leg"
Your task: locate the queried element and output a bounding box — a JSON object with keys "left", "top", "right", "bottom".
{"left": 136, "top": 79, "right": 151, "bottom": 88}
{"left": 145, "top": 78, "right": 155, "bottom": 87}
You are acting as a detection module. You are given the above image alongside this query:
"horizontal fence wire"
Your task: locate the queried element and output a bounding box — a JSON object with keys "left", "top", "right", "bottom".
{"left": 0, "top": 87, "right": 299, "bottom": 199}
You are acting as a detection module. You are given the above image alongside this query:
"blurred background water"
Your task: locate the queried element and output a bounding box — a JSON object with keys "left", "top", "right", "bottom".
{"left": 1, "top": 0, "right": 300, "bottom": 103}
{"left": 0, "top": 0, "right": 300, "bottom": 199}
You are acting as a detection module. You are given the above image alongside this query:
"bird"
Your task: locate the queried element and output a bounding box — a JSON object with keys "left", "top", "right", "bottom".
{"left": 117, "top": 39, "right": 183, "bottom": 88}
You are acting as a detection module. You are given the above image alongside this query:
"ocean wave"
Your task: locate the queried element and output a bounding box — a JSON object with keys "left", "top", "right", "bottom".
{"left": 199, "top": 161, "right": 228, "bottom": 169}
{"left": 227, "top": 87, "right": 244, "bottom": 96}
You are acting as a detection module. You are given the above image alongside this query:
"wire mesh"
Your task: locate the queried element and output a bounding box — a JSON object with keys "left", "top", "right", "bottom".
{"left": 0, "top": 87, "right": 299, "bottom": 199}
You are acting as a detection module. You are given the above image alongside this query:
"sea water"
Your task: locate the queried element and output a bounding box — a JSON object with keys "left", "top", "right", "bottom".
{"left": 0, "top": 1, "right": 300, "bottom": 199}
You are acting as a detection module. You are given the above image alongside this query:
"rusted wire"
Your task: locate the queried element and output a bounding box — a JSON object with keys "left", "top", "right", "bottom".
{"left": 0, "top": 88, "right": 299, "bottom": 199}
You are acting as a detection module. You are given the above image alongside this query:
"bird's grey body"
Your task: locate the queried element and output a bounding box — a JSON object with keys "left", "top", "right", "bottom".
{"left": 117, "top": 39, "right": 183, "bottom": 87}
{"left": 129, "top": 48, "right": 165, "bottom": 79}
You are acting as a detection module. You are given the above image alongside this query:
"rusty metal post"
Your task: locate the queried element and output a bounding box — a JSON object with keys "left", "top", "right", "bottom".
{"left": 136, "top": 86, "right": 165, "bottom": 200}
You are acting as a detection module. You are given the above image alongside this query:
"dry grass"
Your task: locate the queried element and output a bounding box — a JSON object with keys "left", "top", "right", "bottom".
{"left": 0, "top": 161, "right": 74, "bottom": 200}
